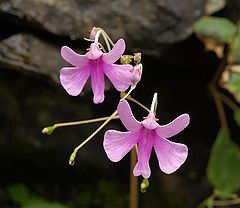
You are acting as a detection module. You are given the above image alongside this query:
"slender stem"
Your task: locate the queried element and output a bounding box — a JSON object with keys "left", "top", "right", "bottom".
{"left": 218, "top": 92, "right": 238, "bottom": 110}
{"left": 94, "top": 30, "right": 102, "bottom": 43}
{"left": 208, "top": 46, "right": 229, "bottom": 129}
{"left": 129, "top": 149, "right": 138, "bottom": 208}
{"left": 101, "top": 32, "right": 111, "bottom": 51}
{"left": 98, "top": 42, "right": 107, "bottom": 53}
{"left": 197, "top": 194, "right": 215, "bottom": 208}
{"left": 94, "top": 28, "right": 114, "bottom": 52}
{"left": 54, "top": 115, "right": 119, "bottom": 129}
{"left": 84, "top": 37, "right": 94, "bottom": 42}
{"left": 42, "top": 115, "right": 120, "bottom": 135}
{"left": 98, "top": 28, "right": 115, "bottom": 46}
{"left": 134, "top": 145, "right": 138, "bottom": 154}
{"left": 212, "top": 47, "right": 229, "bottom": 84}
{"left": 69, "top": 86, "right": 136, "bottom": 164}
{"left": 210, "top": 89, "right": 228, "bottom": 129}
{"left": 121, "top": 86, "right": 136, "bottom": 102}
{"left": 213, "top": 197, "right": 240, "bottom": 206}
{"left": 121, "top": 90, "right": 136, "bottom": 100}
{"left": 127, "top": 96, "right": 150, "bottom": 112}
{"left": 69, "top": 110, "right": 118, "bottom": 164}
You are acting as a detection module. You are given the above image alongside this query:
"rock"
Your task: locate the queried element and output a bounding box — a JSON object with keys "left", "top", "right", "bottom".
{"left": 0, "top": 33, "right": 111, "bottom": 93}
{"left": 0, "top": 33, "right": 65, "bottom": 82}
{"left": 0, "top": 0, "right": 223, "bottom": 56}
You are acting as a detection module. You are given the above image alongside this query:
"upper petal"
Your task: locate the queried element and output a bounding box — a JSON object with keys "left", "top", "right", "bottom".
{"left": 133, "top": 129, "right": 153, "bottom": 178}
{"left": 103, "top": 130, "right": 139, "bottom": 162}
{"left": 90, "top": 61, "right": 105, "bottom": 103}
{"left": 156, "top": 114, "right": 190, "bottom": 138}
{"left": 104, "top": 63, "right": 132, "bottom": 92}
{"left": 102, "top": 38, "right": 126, "bottom": 64}
{"left": 117, "top": 100, "right": 142, "bottom": 131}
{"left": 61, "top": 46, "right": 89, "bottom": 67}
{"left": 142, "top": 113, "right": 159, "bottom": 130}
{"left": 86, "top": 43, "right": 103, "bottom": 60}
{"left": 60, "top": 66, "right": 90, "bottom": 96}
{"left": 154, "top": 133, "right": 188, "bottom": 174}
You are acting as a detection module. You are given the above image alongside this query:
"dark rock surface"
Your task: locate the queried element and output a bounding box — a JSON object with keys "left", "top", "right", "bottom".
{"left": 0, "top": 33, "right": 64, "bottom": 82}
{"left": 0, "top": 0, "right": 222, "bottom": 56}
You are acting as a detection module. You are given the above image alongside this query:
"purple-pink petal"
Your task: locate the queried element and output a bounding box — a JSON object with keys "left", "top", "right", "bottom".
{"left": 102, "top": 39, "right": 126, "bottom": 64}
{"left": 117, "top": 101, "right": 142, "bottom": 131}
{"left": 60, "top": 67, "right": 90, "bottom": 96}
{"left": 142, "top": 113, "right": 159, "bottom": 130}
{"left": 60, "top": 38, "right": 133, "bottom": 103}
{"left": 104, "top": 64, "right": 132, "bottom": 92}
{"left": 154, "top": 134, "right": 188, "bottom": 174}
{"left": 61, "top": 46, "right": 89, "bottom": 67}
{"left": 89, "top": 27, "right": 97, "bottom": 39}
{"left": 103, "top": 130, "right": 139, "bottom": 162}
{"left": 86, "top": 43, "right": 103, "bottom": 60}
{"left": 133, "top": 129, "right": 153, "bottom": 178}
{"left": 90, "top": 62, "right": 105, "bottom": 104}
{"left": 129, "top": 65, "right": 142, "bottom": 86}
{"left": 156, "top": 114, "right": 190, "bottom": 138}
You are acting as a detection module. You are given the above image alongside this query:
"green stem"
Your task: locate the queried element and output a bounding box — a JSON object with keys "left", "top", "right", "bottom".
{"left": 218, "top": 92, "right": 238, "bottom": 110}
{"left": 69, "top": 110, "right": 118, "bottom": 165}
{"left": 42, "top": 115, "right": 119, "bottom": 135}
{"left": 197, "top": 194, "right": 215, "bottom": 208}
{"left": 208, "top": 46, "right": 230, "bottom": 129}
{"left": 129, "top": 148, "right": 138, "bottom": 208}
{"left": 126, "top": 96, "right": 150, "bottom": 112}
{"left": 54, "top": 115, "right": 119, "bottom": 129}
{"left": 213, "top": 197, "right": 240, "bottom": 206}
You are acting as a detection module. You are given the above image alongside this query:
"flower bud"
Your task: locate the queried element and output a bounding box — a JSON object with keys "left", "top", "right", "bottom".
{"left": 42, "top": 126, "right": 55, "bottom": 135}
{"left": 69, "top": 151, "right": 77, "bottom": 165}
{"left": 140, "top": 178, "right": 149, "bottom": 193}
{"left": 130, "top": 63, "right": 142, "bottom": 86}
{"left": 89, "top": 27, "right": 98, "bottom": 40}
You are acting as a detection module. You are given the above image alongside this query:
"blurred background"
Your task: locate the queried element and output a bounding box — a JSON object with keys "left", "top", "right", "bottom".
{"left": 1, "top": 0, "right": 240, "bottom": 207}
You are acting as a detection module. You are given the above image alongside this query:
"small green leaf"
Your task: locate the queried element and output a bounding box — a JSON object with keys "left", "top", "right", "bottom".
{"left": 194, "top": 17, "right": 237, "bottom": 44}
{"left": 225, "top": 70, "right": 240, "bottom": 91}
{"left": 22, "top": 196, "right": 46, "bottom": 206}
{"left": 207, "top": 128, "right": 240, "bottom": 195}
{"left": 7, "top": 184, "right": 30, "bottom": 205}
{"left": 214, "top": 189, "right": 238, "bottom": 199}
{"left": 7, "top": 184, "right": 69, "bottom": 208}
{"left": 23, "top": 201, "right": 69, "bottom": 208}
{"left": 229, "top": 33, "right": 240, "bottom": 64}
{"left": 221, "top": 65, "right": 240, "bottom": 103}
{"left": 234, "top": 108, "right": 240, "bottom": 127}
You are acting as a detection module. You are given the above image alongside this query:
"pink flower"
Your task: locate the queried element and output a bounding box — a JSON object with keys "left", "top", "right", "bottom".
{"left": 60, "top": 39, "right": 133, "bottom": 104}
{"left": 103, "top": 100, "right": 190, "bottom": 178}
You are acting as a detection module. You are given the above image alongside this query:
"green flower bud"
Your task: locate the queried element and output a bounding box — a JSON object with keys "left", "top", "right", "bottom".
{"left": 140, "top": 178, "right": 149, "bottom": 193}
{"left": 42, "top": 126, "right": 55, "bottom": 135}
